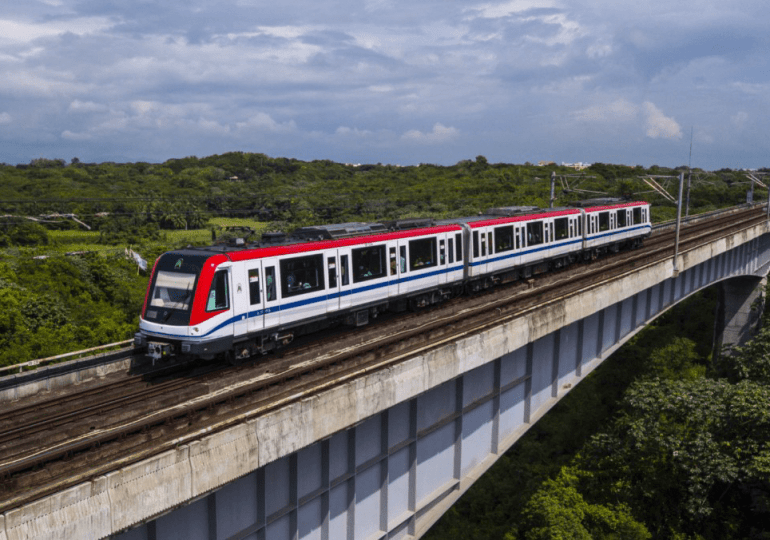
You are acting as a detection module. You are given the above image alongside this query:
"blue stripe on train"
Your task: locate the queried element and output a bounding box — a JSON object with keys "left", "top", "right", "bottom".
{"left": 145, "top": 224, "right": 651, "bottom": 340}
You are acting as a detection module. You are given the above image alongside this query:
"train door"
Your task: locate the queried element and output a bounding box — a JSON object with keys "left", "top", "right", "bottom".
{"left": 202, "top": 264, "right": 236, "bottom": 343}
{"left": 263, "top": 263, "right": 280, "bottom": 329}
{"left": 326, "top": 254, "right": 340, "bottom": 313}
{"left": 338, "top": 252, "right": 352, "bottom": 310}
{"left": 388, "top": 245, "right": 400, "bottom": 298}
{"left": 438, "top": 239, "right": 447, "bottom": 284}
{"left": 245, "top": 261, "right": 265, "bottom": 335}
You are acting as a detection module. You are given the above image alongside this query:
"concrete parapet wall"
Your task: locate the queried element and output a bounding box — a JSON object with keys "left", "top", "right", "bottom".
{"left": 4, "top": 222, "right": 769, "bottom": 540}
{"left": 0, "top": 350, "right": 136, "bottom": 405}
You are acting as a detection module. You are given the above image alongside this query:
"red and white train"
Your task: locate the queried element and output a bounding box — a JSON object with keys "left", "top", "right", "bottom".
{"left": 135, "top": 201, "right": 651, "bottom": 361}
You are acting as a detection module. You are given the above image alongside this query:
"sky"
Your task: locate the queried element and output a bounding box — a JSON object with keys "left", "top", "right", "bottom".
{"left": 1, "top": 1, "right": 768, "bottom": 170}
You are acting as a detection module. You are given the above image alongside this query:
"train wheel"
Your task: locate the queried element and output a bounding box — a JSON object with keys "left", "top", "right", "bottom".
{"left": 224, "top": 349, "right": 239, "bottom": 366}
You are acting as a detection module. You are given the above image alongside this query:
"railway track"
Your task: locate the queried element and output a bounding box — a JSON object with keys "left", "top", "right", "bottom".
{"left": 0, "top": 205, "right": 766, "bottom": 513}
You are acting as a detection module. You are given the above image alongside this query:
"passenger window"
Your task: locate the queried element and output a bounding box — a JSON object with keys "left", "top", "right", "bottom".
{"left": 598, "top": 212, "right": 610, "bottom": 231}
{"left": 480, "top": 233, "right": 486, "bottom": 256}
{"left": 409, "top": 237, "right": 437, "bottom": 271}
{"left": 554, "top": 218, "right": 568, "bottom": 240}
{"left": 248, "top": 269, "right": 260, "bottom": 305}
{"left": 390, "top": 247, "right": 397, "bottom": 275}
{"left": 448, "top": 238, "right": 454, "bottom": 264}
{"left": 207, "top": 270, "right": 230, "bottom": 311}
{"left": 265, "top": 267, "right": 276, "bottom": 301}
{"left": 526, "top": 222, "right": 543, "bottom": 246}
{"left": 473, "top": 231, "right": 479, "bottom": 258}
{"left": 328, "top": 257, "right": 337, "bottom": 287}
{"left": 617, "top": 209, "right": 627, "bottom": 227}
{"left": 281, "top": 254, "right": 325, "bottom": 297}
{"left": 353, "top": 246, "right": 386, "bottom": 282}
{"left": 341, "top": 255, "right": 349, "bottom": 286}
{"left": 455, "top": 233, "right": 462, "bottom": 261}
{"left": 400, "top": 246, "right": 407, "bottom": 273}
{"left": 495, "top": 226, "right": 514, "bottom": 253}
{"left": 440, "top": 240, "right": 445, "bottom": 265}
{"left": 633, "top": 207, "right": 641, "bottom": 224}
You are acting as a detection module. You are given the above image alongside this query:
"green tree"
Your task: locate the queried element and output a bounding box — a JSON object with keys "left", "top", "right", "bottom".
{"left": 520, "top": 467, "right": 651, "bottom": 540}
{"left": 0, "top": 221, "right": 50, "bottom": 247}
{"left": 580, "top": 377, "right": 770, "bottom": 538}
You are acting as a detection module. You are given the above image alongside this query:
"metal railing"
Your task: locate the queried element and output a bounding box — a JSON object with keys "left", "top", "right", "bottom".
{"left": 0, "top": 339, "right": 133, "bottom": 375}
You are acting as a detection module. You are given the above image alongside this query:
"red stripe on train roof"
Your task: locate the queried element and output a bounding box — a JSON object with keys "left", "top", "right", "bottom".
{"left": 225, "top": 224, "right": 464, "bottom": 262}
{"left": 584, "top": 201, "right": 648, "bottom": 213}
{"left": 469, "top": 209, "right": 581, "bottom": 229}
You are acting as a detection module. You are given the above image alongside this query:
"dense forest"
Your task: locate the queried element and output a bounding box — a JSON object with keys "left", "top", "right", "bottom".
{"left": 1, "top": 153, "right": 768, "bottom": 537}
{"left": 0, "top": 154, "right": 761, "bottom": 239}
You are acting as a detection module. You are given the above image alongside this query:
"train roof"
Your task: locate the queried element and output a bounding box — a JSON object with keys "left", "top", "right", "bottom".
{"left": 583, "top": 201, "right": 648, "bottom": 212}
{"left": 468, "top": 208, "right": 581, "bottom": 229}
{"left": 168, "top": 200, "right": 649, "bottom": 262}
{"left": 175, "top": 222, "right": 463, "bottom": 262}
{"left": 225, "top": 224, "right": 464, "bottom": 262}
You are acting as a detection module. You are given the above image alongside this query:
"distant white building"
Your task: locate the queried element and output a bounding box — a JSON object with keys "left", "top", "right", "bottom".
{"left": 562, "top": 162, "right": 592, "bottom": 171}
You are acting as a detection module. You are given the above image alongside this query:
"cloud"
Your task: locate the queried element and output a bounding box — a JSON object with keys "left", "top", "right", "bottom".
{"left": 61, "top": 130, "right": 92, "bottom": 141}
{"left": 469, "top": 0, "right": 562, "bottom": 20}
{"left": 0, "top": 17, "right": 113, "bottom": 44}
{"left": 336, "top": 126, "right": 373, "bottom": 137}
{"left": 401, "top": 123, "right": 459, "bottom": 144}
{"left": 0, "top": 0, "right": 768, "bottom": 168}
{"left": 731, "top": 111, "right": 749, "bottom": 129}
{"left": 235, "top": 113, "right": 297, "bottom": 134}
{"left": 68, "top": 100, "right": 108, "bottom": 113}
{"left": 642, "top": 101, "right": 681, "bottom": 139}
{"left": 571, "top": 99, "right": 682, "bottom": 140}
{"left": 571, "top": 98, "right": 638, "bottom": 122}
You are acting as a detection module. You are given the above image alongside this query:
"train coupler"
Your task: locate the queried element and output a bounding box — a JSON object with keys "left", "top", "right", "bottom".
{"left": 148, "top": 341, "right": 174, "bottom": 363}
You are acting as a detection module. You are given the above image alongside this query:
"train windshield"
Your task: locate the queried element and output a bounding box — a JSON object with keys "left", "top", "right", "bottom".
{"left": 150, "top": 271, "right": 196, "bottom": 311}
{"left": 143, "top": 252, "right": 209, "bottom": 325}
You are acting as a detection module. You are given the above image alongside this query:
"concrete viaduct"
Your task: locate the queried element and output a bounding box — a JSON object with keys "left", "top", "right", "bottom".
{"left": 5, "top": 217, "right": 770, "bottom": 540}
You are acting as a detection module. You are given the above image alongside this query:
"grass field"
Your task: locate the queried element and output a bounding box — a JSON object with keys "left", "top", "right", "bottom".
{"left": 2, "top": 219, "right": 270, "bottom": 260}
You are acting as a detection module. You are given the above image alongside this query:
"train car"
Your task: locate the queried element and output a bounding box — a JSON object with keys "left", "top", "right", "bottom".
{"left": 135, "top": 200, "right": 651, "bottom": 362}
{"left": 581, "top": 201, "right": 651, "bottom": 256}
{"left": 463, "top": 207, "right": 585, "bottom": 289}
{"left": 135, "top": 221, "right": 466, "bottom": 362}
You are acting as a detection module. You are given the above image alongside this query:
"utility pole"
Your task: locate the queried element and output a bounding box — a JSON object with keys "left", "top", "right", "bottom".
{"left": 685, "top": 127, "right": 693, "bottom": 217}
{"left": 550, "top": 171, "right": 556, "bottom": 209}
{"left": 673, "top": 172, "right": 684, "bottom": 275}
{"left": 767, "top": 182, "right": 770, "bottom": 222}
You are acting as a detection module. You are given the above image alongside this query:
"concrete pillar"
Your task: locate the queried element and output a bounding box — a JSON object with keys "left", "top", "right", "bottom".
{"left": 713, "top": 276, "right": 766, "bottom": 356}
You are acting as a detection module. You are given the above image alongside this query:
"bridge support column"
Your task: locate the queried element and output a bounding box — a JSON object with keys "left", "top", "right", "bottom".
{"left": 713, "top": 276, "right": 766, "bottom": 355}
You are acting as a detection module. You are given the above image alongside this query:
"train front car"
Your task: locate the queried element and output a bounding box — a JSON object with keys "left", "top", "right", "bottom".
{"left": 135, "top": 250, "right": 232, "bottom": 361}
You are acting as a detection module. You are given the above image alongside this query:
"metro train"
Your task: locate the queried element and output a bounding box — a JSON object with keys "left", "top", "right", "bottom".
{"left": 134, "top": 200, "right": 651, "bottom": 362}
